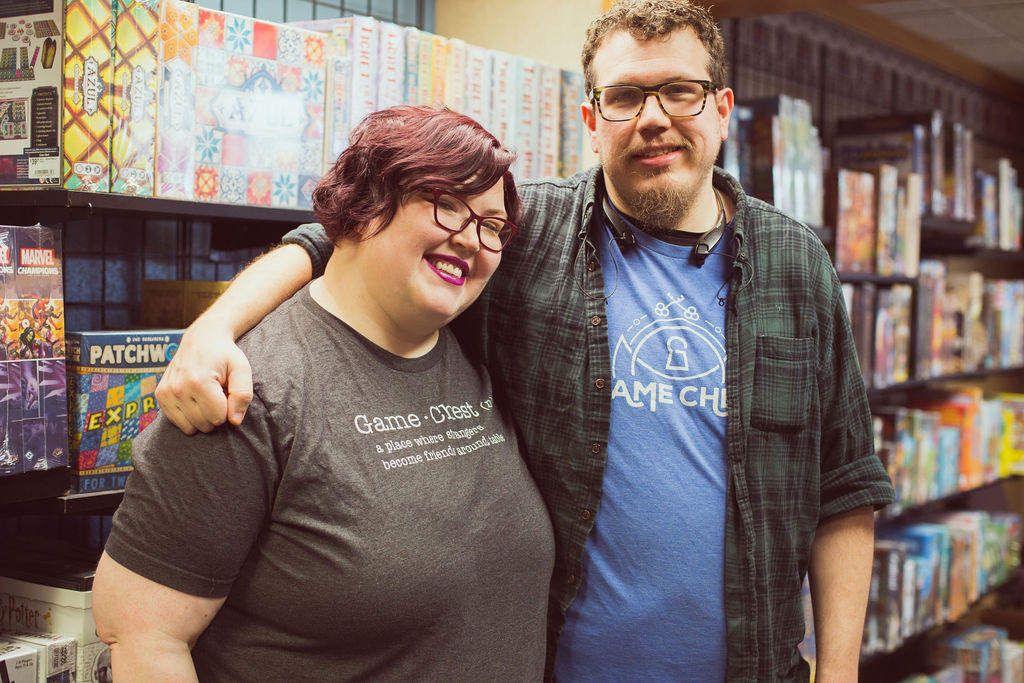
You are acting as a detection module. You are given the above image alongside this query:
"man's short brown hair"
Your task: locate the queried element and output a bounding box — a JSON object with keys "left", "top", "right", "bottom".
{"left": 581, "top": 0, "right": 727, "bottom": 95}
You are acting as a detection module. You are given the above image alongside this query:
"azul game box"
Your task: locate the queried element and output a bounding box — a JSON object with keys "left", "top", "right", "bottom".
{"left": 154, "top": 0, "right": 197, "bottom": 199}
{"left": 110, "top": 0, "right": 159, "bottom": 195}
{"left": 158, "top": 2, "right": 327, "bottom": 207}
{"left": 0, "top": 1, "right": 63, "bottom": 188}
{"left": 0, "top": 223, "right": 67, "bottom": 480}
{"left": 66, "top": 328, "right": 181, "bottom": 493}
{"left": 61, "top": 0, "right": 114, "bottom": 192}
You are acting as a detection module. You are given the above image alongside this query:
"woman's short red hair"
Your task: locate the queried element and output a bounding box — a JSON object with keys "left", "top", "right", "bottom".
{"left": 312, "top": 105, "right": 521, "bottom": 244}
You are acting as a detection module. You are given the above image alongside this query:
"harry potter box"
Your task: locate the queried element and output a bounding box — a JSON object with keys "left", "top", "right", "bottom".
{"left": 65, "top": 328, "right": 180, "bottom": 493}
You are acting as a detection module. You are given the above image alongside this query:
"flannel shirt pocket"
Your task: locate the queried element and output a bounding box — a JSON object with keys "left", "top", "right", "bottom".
{"left": 751, "top": 335, "right": 814, "bottom": 433}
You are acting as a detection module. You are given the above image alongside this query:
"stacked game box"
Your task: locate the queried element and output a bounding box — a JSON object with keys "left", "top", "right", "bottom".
{"left": 0, "top": 640, "right": 35, "bottom": 683}
{"left": 65, "top": 328, "right": 181, "bottom": 493}
{"left": 0, "top": 632, "right": 76, "bottom": 683}
{"left": 828, "top": 168, "right": 876, "bottom": 274}
{"left": 0, "top": 573, "right": 106, "bottom": 683}
{"left": 0, "top": 223, "right": 66, "bottom": 480}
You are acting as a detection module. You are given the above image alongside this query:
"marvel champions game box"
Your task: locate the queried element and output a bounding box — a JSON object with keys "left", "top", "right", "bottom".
{"left": 0, "top": 223, "right": 67, "bottom": 481}
{"left": 66, "top": 328, "right": 180, "bottom": 493}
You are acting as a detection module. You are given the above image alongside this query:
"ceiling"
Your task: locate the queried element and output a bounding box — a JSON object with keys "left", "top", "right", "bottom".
{"left": 859, "top": 0, "right": 1024, "bottom": 85}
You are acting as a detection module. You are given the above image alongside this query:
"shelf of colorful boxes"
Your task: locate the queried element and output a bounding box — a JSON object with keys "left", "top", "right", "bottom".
{"left": 0, "top": 0, "right": 590, "bottom": 209}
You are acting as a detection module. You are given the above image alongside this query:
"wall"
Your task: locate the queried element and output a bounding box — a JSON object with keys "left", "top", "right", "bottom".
{"left": 436, "top": 0, "right": 601, "bottom": 72}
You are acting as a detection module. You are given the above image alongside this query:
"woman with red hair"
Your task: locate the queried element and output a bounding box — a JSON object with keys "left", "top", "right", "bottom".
{"left": 93, "top": 106, "right": 554, "bottom": 682}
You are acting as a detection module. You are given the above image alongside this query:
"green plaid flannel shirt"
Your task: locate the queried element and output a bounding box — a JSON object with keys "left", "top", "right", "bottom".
{"left": 285, "top": 165, "right": 894, "bottom": 682}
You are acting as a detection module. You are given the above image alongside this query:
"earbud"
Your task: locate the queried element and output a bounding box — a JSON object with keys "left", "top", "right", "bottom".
{"left": 691, "top": 188, "right": 727, "bottom": 267}
{"left": 602, "top": 196, "right": 636, "bottom": 250}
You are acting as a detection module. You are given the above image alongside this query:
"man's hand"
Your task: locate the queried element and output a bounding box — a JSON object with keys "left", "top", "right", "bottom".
{"left": 153, "top": 243, "right": 316, "bottom": 434}
{"left": 156, "top": 321, "right": 254, "bottom": 434}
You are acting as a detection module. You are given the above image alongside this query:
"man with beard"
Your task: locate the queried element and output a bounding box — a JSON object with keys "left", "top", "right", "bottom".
{"left": 155, "top": 1, "right": 894, "bottom": 680}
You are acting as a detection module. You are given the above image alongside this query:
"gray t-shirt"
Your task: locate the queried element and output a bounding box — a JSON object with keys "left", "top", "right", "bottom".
{"left": 105, "top": 285, "right": 554, "bottom": 682}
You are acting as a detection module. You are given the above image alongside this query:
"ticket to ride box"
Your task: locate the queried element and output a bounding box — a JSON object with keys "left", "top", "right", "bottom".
{"left": 0, "top": 576, "right": 106, "bottom": 683}
{"left": 0, "top": 640, "right": 36, "bottom": 683}
{"left": 0, "top": 0, "right": 113, "bottom": 191}
{"left": 2, "top": 632, "right": 76, "bottom": 683}
{"left": 66, "top": 329, "right": 181, "bottom": 493}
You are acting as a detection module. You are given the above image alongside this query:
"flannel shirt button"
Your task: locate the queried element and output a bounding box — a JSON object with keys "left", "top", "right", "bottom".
{"left": 594, "top": 378, "right": 605, "bottom": 389}
{"left": 587, "top": 259, "right": 597, "bottom": 272}
{"left": 590, "top": 316, "right": 601, "bottom": 326}
{"left": 590, "top": 443, "right": 601, "bottom": 454}
{"left": 580, "top": 508, "right": 592, "bottom": 520}
{"left": 568, "top": 573, "right": 578, "bottom": 585}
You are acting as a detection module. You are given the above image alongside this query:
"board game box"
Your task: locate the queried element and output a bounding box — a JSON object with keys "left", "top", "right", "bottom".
{"left": 0, "top": 223, "right": 66, "bottom": 480}
{"left": 0, "top": 575, "right": 108, "bottom": 683}
{"left": 110, "top": 0, "right": 159, "bottom": 196}
{"left": 65, "top": 328, "right": 181, "bottom": 493}
{"left": 0, "top": 640, "right": 35, "bottom": 683}
{"left": 0, "top": 1, "right": 63, "bottom": 188}
{"left": 1, "top": 632, "right": 76, "bottom": 683}
{"left": 61, "top": 0, "right": 114, "bottom": 192}
{"left": 159, "top": 4, "right": 327, "bottom": 207}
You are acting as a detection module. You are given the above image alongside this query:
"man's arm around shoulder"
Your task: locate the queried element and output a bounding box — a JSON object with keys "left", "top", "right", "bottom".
{"left": 156, "top": 243, "right": 313, "bottom": 434}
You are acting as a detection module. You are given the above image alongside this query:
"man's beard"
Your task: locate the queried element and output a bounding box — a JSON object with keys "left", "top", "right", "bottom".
{"left": 623, "top": 182, "right": 699, "bottom": 232}
{"left": 608, "top": 141, "right": 715, "bottom": 233}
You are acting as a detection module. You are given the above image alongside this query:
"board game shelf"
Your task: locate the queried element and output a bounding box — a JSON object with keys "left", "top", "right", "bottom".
{"left": 0, "top": 467, "right": 69, "bottom": 507}
{"left": 867, "top": 366, "right": 1024, "bottom": 402}
{"left": 838, "top": 272, "right": 917, "bottom": 286}
{"left": 0, "top": 189, "right": 315, "bottom": 224}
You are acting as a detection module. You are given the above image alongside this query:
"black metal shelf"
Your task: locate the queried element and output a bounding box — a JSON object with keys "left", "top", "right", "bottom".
{"left": 920, "top": 214, "right": 975, "bottom": 238}
{"left": 867, "top": 365, "right": 1024, "bottom": 402}
{"left": 54, "top": 490, "right": 124, "bottom": 514}
{"left": 0, "top": 468, "right": 70, "bottom": 507}
{"left": 858, "top": 567, "right": 1023, "bottom": 682}
{"left": 877, "top": 476, "right": 1019, "bottom": 523}
{"left": 918, "top": 214, "right": 1024, "bottom": 260}
{"left": 838, "top": 272, "right": 917, "bottom": 285}
{"left": 1, "top": 475, "right": 123, "bottom": 514}
{"left": 0, "top": 188, "right": 315, "bottom": 224}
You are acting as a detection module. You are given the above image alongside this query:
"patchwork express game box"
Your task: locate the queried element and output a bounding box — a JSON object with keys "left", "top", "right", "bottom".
{"left": 66, "top": 328, "right": 180, "bottom": 493}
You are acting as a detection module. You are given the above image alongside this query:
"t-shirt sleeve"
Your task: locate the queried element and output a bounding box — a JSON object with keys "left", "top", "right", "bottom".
{"left": 103, "top": 396, "right": 281, "bottom": 598}
{"left": 282, "top": 222, "right": 333, "bottom": 279}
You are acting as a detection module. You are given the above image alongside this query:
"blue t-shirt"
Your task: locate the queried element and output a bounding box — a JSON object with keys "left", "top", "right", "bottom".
{"left": 554, "top": 208, "right": 730, "bottom": 682}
